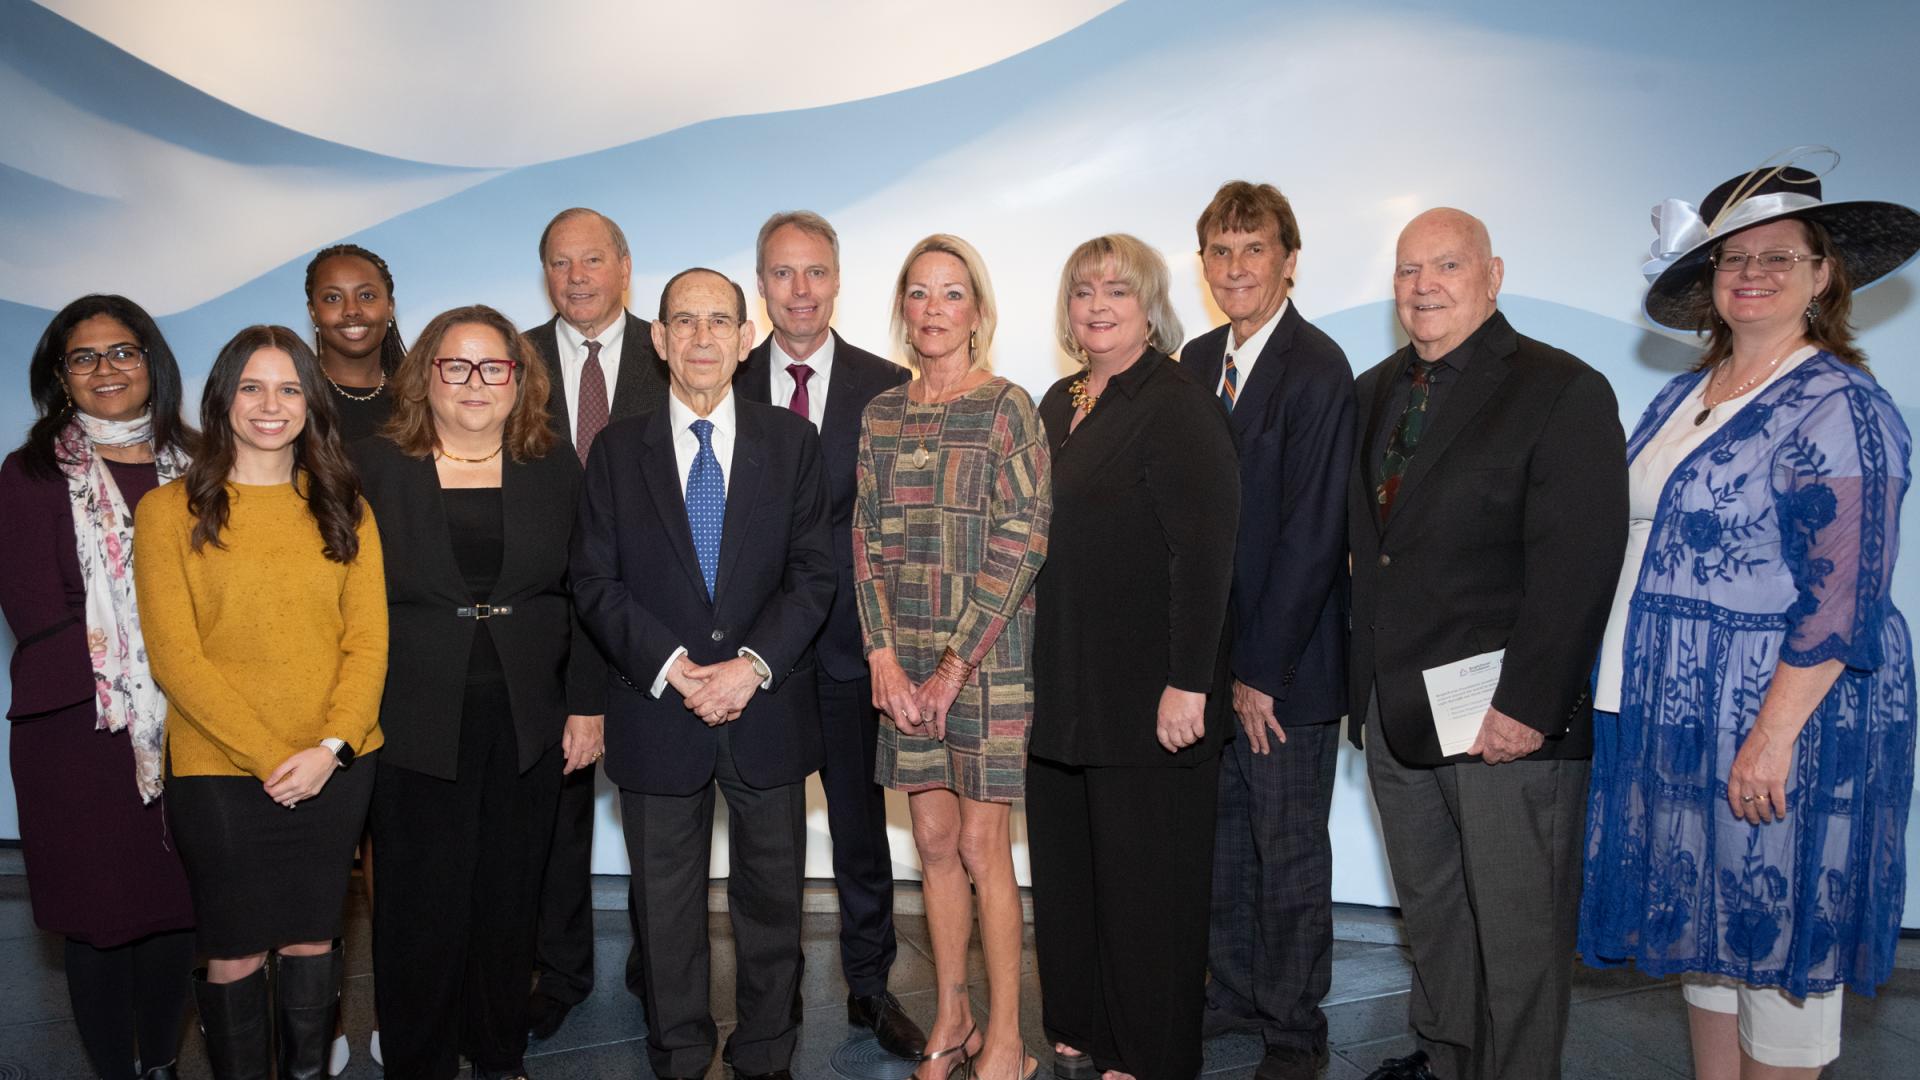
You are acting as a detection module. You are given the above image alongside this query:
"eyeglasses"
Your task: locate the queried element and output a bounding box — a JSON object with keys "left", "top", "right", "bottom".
{"left": 1710, "top": 248, "right": 1824, "bottom": 273}
{"left": 63, "top": 346, "right": 147, "bottom": 375}
{"left": 665, "top": 312, "right": 741, "bottom": 339}
{"left": 432, "top": 358, "right": 521, "bottom": 385}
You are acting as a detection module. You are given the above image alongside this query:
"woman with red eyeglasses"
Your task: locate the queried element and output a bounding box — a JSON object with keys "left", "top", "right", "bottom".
{"left": 349, "top": 305, "right": 605, "bottom": 1079}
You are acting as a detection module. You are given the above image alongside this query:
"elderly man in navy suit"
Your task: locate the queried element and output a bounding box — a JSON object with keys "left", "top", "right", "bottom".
{"left": 1181, "top": 181, "right": 1356, "bottom": 1080}
{"left": 732, "top": 211, "right": 922, "bottom": 1058}
{"left": 573, "top": 267, "right": 835, "bottom": 1080}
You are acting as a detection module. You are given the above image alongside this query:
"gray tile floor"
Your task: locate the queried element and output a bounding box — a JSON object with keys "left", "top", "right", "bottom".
{"left": 1, "top": 860, "right": 1916, "bottom": 1079}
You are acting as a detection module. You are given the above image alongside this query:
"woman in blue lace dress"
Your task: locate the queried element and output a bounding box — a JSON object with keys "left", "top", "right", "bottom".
{"left": 1580, "top": 151, "right": 1920, "bottom": 1077}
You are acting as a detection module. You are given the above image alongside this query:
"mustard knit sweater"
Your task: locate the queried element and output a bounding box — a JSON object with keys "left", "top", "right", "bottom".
{"left": 134, "top": 479, "right": 387, "bottom": 779}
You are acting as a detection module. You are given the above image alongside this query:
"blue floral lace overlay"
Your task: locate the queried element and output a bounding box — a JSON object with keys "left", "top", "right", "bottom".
{"left": 1579, "top": 353, "right": 1916, "bottom": 997}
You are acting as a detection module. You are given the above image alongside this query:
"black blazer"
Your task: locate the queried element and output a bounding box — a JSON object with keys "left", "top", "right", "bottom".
{"left": 570, "top": 398, "right": 836, "bottom": 796}
{"left": 1347, "top": 312, "right": 1628, "bottom": 766}
{"left": 527, "top": 311, "right": 671, "bottom": 454}
{"left": 1032, "top": 350, "right": 1240, "bottom": 767}
{"left": 1181, "top": 303, "right": 1355, "bottom": 726}
{"left": 733, "top": 331, "right": 909, "bottom": 682}
{"left": 350, "top": 436, "right": 607, "bottom": 781}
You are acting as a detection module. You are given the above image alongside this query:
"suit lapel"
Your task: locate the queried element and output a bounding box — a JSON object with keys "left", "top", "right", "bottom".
{"left": 535, "top": 320, "right": 572, "bottom": 439}
{"left": 737, "top": 337, "right": 774, "bottom": 405}
{"left": 495, "top": 453, "right": 532, "bottom": 595}
{"left": 609, "top": 312, "right": 657, "bottom": 421}
{"left": 1382, "top": 326, "right": 1516, "bottom": 530}
{"left": 638, "top": 406, "right": 710, "bottom": 601}
{"left": 1182, "top": 327, "right": 1226, "bottom": 400}
{"left": 404, "top": 454, "right": 469, "bottom": 599}
{"left": 714, "top": 400, "right": 767, "bottom": 606}
{"left": 1229, "top": 306, "right": 1301, "bottom": 439}
{"left": 816, "top": 331, "right": 862, "bottom": 440}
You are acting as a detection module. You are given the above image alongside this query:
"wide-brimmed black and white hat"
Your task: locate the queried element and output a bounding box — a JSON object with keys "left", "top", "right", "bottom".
{"left": 1642, "top": 147, "right": 1920, "bottom": 329}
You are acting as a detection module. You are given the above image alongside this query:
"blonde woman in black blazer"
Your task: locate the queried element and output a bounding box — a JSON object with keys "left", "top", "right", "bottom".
{"left": 351, "top": 305, "right": 606, "bottom": 1080}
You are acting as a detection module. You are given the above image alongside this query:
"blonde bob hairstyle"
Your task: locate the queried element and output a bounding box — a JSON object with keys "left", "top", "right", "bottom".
{"left": 890, "top": 234, "right": 998, "bottom": 372}
{"left": 1054, "top": 234, "right": 1184, "bottom": 362}
{"left": 383, "top": 304, "right": 556, "bottom": 462}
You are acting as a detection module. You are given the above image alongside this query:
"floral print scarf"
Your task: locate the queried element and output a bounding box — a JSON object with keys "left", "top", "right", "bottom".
{"left": 55, "top": 414, "right": 189, "bottom": 803}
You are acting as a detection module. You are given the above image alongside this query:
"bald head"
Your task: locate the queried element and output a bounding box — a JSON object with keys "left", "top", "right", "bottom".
{"left": 1394, "top": 207, "right": 1504, "bottom": 360}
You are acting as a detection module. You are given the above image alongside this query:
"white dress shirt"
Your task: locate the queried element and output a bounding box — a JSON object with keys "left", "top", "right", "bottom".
{"left": 1216, "top": 298, "right": 1290, "bottom": 398}
{"left": 766, "top": 334, "right": 835, "bottom": 431}
{"left": 649, "top": 389, "right": 770, "bottom": 697}
{"left": 555, "top": 311, "right": 628, "bottom": 430}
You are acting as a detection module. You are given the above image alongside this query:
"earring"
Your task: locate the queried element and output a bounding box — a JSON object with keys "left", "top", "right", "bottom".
{"left": 1805, "top": 298, "right": 1821, "bottom": 323}
{"left": 62, "top": 380, "right": 73, "bottom": 409}
{"left": 314, "top": 325, "right": 324, "bottom": 355}
{"left": 968, "top": 329, "right": 978, "bottom": 354}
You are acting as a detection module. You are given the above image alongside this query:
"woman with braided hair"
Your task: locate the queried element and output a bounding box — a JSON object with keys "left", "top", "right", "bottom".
{"left": 306, "top": 243, "right": 409, "bottom": 443}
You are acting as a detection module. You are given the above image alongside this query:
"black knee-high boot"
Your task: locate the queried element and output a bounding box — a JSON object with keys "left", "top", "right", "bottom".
{"left": 273, "top": 945, "right": 342, "bottom": 1080}
{"left": 191, "top": 968, "right": 270, "bottom": 1080}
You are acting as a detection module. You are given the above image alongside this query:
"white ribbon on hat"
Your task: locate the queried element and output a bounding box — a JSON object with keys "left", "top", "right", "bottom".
{"left": 1641, "top": 192, "right": 1826, "bottom": 281}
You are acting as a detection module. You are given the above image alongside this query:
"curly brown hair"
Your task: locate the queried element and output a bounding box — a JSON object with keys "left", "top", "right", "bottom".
{"left": 381, "top": 305, "right": 555, "bottom": 462}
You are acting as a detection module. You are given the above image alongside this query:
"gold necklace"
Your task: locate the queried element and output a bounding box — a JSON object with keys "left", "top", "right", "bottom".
{"left": 323, "top": 366, "right": 387, "bottom": 402}
{"left": 1068, "top": 375, "right": 1099, "bottom": 414}
{"left": 908, "top": 377, "right": 977, "bottom": 467}
{"left": 437, "top": 443, "right": 504, "bottom": 464}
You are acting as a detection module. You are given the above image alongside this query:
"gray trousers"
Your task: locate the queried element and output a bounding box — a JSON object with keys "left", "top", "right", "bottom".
{"left": 1364, "top": 706, "right": 1588, "bottom": 1080}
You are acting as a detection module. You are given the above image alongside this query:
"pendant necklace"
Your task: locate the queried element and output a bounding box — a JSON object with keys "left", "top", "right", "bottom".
{"left": 911, "top": 379, "right": 969, "bottom": 467}
{"left": 1694, "top": 351, "right": 1788, "bottom": 426}
{"left": 324, "top": 366, "right": 387, "bottom": 402}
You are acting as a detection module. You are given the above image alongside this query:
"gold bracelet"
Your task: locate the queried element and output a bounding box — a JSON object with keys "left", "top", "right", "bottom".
{"left": 934, "top": 648, "right": 974, "bottom": 688}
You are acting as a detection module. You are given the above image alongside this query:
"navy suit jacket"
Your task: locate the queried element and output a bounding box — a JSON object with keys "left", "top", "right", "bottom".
{"left": 733, "top": 331, "right": 909, "bottom": 682}
{"left": 570, "top": 396, "right": 836, "bottom": 795}
{"left": 1181, "top": 303, "right": 1355, "bottom": 726}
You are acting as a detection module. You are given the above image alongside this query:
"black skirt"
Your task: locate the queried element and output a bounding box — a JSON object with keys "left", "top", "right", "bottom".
{"left": 166, "top": 755, "right": 376, "bottom": 957}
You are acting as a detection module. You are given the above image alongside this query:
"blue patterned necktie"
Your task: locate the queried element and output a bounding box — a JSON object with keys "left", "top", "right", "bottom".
{"left": 686, "top": 418, "right": 724, "bottom": 599}
{"left": 1220, "top": 350, "right": 1239, "bottom": 412}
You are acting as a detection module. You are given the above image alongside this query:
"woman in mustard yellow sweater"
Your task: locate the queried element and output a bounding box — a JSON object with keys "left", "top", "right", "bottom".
{"left": 134, "top": 325, "right": 386, "bottom": 1080}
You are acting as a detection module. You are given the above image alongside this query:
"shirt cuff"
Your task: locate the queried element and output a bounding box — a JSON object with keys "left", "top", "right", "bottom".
{"left": 737, "top": 647, "right": 774, "bottom": 690}
{"left": 651, "top": 646, "right": 688, "bottom": 699}
{"left": 319, "top": 737, "right": 346, "bottom": 753}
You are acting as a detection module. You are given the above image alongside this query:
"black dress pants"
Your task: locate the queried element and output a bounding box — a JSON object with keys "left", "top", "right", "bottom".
{"left": 1028, "top": 753, "right": 1220, "bottom": 1080}
{"left": 815, "top": 670, "right": 897, "bottom": 997}
{"left": 621, "top": 726, "right": 806, "bottom": 1078}
{"left": 372, "top": 685, "right": 563, "bottom": 1078}
{"left": 533, "top": 762, "right": 598, "bottom": 1005}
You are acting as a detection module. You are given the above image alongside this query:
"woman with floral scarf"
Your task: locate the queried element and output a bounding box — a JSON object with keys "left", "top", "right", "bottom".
{"left": 0, "top": 294, "right": 199, "bottom": 1080}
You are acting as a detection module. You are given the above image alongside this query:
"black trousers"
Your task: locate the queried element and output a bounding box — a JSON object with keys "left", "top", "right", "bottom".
{"left": 372, "top": 686, "right": 563, "bottom": 1078}
{"left": 532, "top": 762, "right": 598, "bottom": 1005}
{"left": 815, "top": 671, "right": 897, "bottom": 997}
{"left": 1028, "top": 753, "right": 1220, "bottom": 1080}
{"left": 1206, "top": 720, "right": 1341, "bottom": 1054}
{"left": 64, "top": 930, "right": 194, "bottom": 1078}
{"left": 621, "top": 726, "right": 806, "bottom": 1078}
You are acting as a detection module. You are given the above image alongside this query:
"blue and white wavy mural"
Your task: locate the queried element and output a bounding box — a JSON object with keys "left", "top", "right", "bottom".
{"left": 5, "top": 0, "right": 1918, "bottom": 923}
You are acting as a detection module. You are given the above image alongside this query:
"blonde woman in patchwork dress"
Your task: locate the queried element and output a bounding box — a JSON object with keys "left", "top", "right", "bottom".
{"left": 855, "top": 234, "right": 1050, "bottom": 1080}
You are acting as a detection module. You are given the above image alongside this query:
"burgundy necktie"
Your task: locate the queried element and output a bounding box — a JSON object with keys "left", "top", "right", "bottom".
{"left": 786, "top": 363, "right": 814, "bottom": 422}
{"left": 576, "top": 339, "right": 609, "bottom": 466}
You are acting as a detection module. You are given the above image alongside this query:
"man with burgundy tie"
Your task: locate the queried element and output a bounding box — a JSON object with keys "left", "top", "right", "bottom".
{"left": 1179, "top": 181, "right": 1355, "bottom": 1080}
{"left": 732, "top": 210, "right": 920, "bottom": 1059}
{"left": 525, "top": 206, "right": 671, "bottom": 1039}
{"left": 572, "top": 267, "right": 834, "bottom": 1080}
{"left": 1346, "top": 209, "right": 1626, "bottom": 1080}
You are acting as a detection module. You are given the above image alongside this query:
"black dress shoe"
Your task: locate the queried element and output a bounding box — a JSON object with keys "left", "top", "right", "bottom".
{"left": 527, "top": 992, "right": 574, "bottom": 1041}
{"left": 847, "top": 991, "right": 927, "bottom": 1060}
{"left": 1364, "top": 1051, "right": 1438, "bottom": 1080}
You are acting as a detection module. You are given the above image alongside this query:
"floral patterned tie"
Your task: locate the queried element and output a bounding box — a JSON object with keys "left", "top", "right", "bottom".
{"left": 1375, "top": 359, "right": 1438, "bottom": 522}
